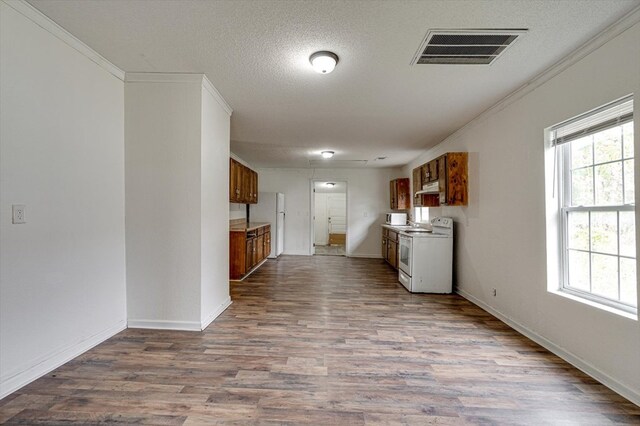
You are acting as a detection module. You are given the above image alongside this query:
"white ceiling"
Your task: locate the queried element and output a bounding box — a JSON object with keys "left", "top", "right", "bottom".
{"left": 28, "top": 0, "right": 639, "bottom": 168}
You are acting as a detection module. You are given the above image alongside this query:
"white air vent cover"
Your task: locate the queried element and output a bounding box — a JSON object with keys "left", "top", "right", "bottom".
{"left": 412, "top": 29, "right": 527, "bottom": 65}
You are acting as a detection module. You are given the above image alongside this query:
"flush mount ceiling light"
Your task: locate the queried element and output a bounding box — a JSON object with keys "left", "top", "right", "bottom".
{"left": 326, "top": 182, "right": 336, "bottom": 187}
{"left": 310, "top": 51, "right": 339, "bottom": 74}
{"left": 321, "top": 151, "right": 335, "bottom": 159}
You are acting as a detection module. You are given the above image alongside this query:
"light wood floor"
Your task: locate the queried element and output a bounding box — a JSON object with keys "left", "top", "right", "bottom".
{"left": 314, "top": 244, "right": 346, "bottom": 256}
{"left": 1, "top": 256, "right": 638, "bottom": 425}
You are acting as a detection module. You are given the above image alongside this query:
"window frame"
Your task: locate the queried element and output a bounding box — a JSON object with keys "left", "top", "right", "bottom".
{"left": 554, "top": 99, "right": 636, "bottom": 315}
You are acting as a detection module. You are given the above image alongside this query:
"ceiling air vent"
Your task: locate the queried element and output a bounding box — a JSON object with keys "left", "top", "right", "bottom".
{"left": 412, "top": 29, "right": 527, "bottom": 65}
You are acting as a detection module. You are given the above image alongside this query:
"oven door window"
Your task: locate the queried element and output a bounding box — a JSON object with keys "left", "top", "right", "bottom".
{"left": 400, "top": 239, "right": 411, "bottom": 270}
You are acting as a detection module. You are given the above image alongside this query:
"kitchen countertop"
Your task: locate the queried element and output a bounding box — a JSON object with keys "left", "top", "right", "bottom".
{"left": 383, "top": 223, "right": 434, "bottom": 237}
{"left": 230, "top": 222, "right": 271, "bottom": 232}
{"left": 382, "top": 223, "right": 431, "bottom": 232}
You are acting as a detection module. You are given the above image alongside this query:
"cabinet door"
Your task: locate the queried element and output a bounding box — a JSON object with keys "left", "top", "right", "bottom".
{"left": 256, "top": 234, "right": 264, "bottom": 261}
{"left": 245, "top": 238, "right": 254, "bottom": 269}
{"left": 421, "top": 164, "right": 429, "bottom": 187}
{"left": 437, "top": 155, "right": 447, "bottom": 193}
{"left": 245, "top": 169, "right": 252, "bottom": 204}
{"left": 238, "top": 165, "right": 248, "bottom": 203}
{"left": 412, "top": 167, "right": 422, "bottom": 207}
{"left": 396, "top": 178, "right": 410, "bottom": 210}
{"left": 253, "top": 170, "right": 259, "bottom": 204}
{"left": 229, "top": 231, "right": 246, "bottom": 279}
{"left": 389, "top": 181, "right": 396, "bottom": 209}
{"left": 264, "top": 231, "right": 271, "bottom": 258}
{"left": 389, "top": 240, "right": 398, "bottom": 269}
{"left": 382, "top": 237, "right": 388, "bottom": 260}
{"left": 252, "top": 237, "right": 259, "bottom": 266}
{"left": 445, "top": 152, "right": 468, "bottom": 205}
{"left": 230, "top": 159, "right": 241, "bottom": 202}
{"left": 424, "top": 160, "right": 436, "bottom": 183}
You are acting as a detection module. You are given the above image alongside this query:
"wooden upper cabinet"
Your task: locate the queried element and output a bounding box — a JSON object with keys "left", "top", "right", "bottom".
{"left": 396, "top": 178, "right": 410, "bottom": 209}
{"left": 230, "top": 158, "right": 241, "bottom": 202}
{"left": 443, "top": 152, "right": 468, "bottom": 206}
{"left": 251, "top": 170, "right": 258, "bottom": 203}
{"left": 412, "top": 167, "right": 423, "bottom": 207}
{"left": 389, "top": 181, "right": 397, "bottom": 209}
{"left": 411, "top": 152, "right": 468, "bottom": 207}
{"left": 389, "top": 178, "right": 410, "bottom": 210}
{"left": 229, "top": 158, "right": 258, "bottom": 204}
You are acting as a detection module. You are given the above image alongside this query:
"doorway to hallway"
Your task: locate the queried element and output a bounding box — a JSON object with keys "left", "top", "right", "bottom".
{"left": 312, "top": 181, "right": 347, "bottom": 256}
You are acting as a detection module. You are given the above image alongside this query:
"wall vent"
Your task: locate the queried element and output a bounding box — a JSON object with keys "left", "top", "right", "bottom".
{"left": 412, "top": 29, "right": 527, "bottom": 65}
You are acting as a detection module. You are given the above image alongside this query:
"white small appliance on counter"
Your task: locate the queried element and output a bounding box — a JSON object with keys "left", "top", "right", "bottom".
{"left": 250, "top": 192, "right": 285, "bottom": 258}
{"left": 386, "top": 212, "right": 407, "bottom": 225}
{"left": 397, "top": 217, "right": 453, "bottom": 293}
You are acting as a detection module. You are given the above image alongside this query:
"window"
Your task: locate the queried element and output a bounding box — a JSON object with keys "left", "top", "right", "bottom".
{"left": 414, "top": 206, "right": 430, "bottom": 223}
{"left": 551, "top": 95, "right": 636, "bottom": 314}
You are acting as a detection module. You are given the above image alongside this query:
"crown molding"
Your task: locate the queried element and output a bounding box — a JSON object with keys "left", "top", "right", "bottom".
{"left": 125, "top": 73, "right": 233, "bottom": 116}
{"left": 124, "top": 72, "right": 204, "bottom": 84}
{"left": 202, "top": 74, "right": 233, "bottom": 116}
{"left": 418, "top": 4, "right": 640, "bottom": 158}
{"left": 2, "top": 0, "right": 125, "bottom": 81}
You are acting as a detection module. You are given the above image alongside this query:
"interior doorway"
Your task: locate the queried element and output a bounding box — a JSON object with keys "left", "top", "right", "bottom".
{"left": 312, "top": 181, "right": 347, "bottom": 256}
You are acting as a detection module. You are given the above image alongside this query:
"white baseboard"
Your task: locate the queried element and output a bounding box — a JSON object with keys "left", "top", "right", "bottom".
{"left": 0, "top": 319, "right": 126, "bottom": 399}
{"left": 456, "top": 288, "right": 640, "bottom": 406}
{"left": 127, "top": 319, "right": 202, "bottom": 331}
{"left": 201, "top": 297, "right": 232, "bottom": 330}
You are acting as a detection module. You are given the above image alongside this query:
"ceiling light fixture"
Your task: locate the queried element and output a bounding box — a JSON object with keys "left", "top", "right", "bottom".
{"left": 326, "top": 182, "right": 336, "bottom": 187}
{"left": 310, "top": 51, "right": 339, "bottom": 74}
{"left": 321, "top": 151, "right": 335, "bottom": 159}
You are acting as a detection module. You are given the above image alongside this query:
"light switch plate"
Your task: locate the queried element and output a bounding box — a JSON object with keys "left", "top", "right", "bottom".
{"left": 12, "top": 205, "right": 26, "bottom": 224}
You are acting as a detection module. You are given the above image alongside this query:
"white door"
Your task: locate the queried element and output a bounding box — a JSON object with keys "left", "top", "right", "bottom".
{"left": 276, "top": 193, "right": 285, "bottom": 256}
{"left": 314, "top": 193, "right": 328, "bottom": 245}
{"left": 327, "top": 194, "right": 346, "bottom": 235}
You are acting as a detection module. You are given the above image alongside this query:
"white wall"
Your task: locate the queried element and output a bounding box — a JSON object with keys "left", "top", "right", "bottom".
{"left": 125, "top": 76, "right": 203, "bottom": 328}
{"left": 125, "top": 74, "right": 232, "bottom": 331}
{"left": 258, "top": 168, "right": 400, "bottom": 257}
{"left": 403, "top": 16, "right": 640, "bottom": 404}
{"left": 0, "top": 1, "right": 126, "bottom": 397}
{"left": 200, "top": 83, "right": 232, "bottom": 327}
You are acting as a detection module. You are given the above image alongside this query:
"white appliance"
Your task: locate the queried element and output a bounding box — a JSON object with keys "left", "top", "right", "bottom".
{"left": 386, "top": 212, "right": 407, "bottom": 225}
{"left": 250, "top": 192, "right": 285, "bottom": 258}
{"left": 398, "top": 217, "right": 453, "bottom": 293}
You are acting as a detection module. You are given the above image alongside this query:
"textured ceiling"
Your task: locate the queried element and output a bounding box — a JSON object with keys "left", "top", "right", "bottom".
{"left": 28, "top": 0, "right": 640, "bottom": 168}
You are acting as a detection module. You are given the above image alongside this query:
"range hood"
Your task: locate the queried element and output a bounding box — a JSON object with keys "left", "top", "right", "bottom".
{"left": 415, "top": 181, "right": 439, "bottom": 195}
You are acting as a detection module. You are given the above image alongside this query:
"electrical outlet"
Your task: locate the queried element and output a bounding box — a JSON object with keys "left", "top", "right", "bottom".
{"left": 12, "top": 205, "right": 26, "bottom": 224}
{"left": 492, "top": 288, "right": 497, "bottom": 297}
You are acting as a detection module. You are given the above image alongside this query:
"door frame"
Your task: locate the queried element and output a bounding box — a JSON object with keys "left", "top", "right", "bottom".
{"left": 309, "top": 179, "right": 348, "bottom": 256}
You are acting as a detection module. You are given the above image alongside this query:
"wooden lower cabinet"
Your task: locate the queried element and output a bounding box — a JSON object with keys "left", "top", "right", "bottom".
{"left": 230, "top": 223, "right": 271, "bottom": 280}
{"left": 382, "top": 227, "right": 399, "bottom": 270}
{"left": 388, "top": 240, "right": 398, "bottom": 269}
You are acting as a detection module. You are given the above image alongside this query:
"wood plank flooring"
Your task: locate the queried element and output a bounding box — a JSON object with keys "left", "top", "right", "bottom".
{"left": 1, "top": 255, "right": 638, "bottom": 425}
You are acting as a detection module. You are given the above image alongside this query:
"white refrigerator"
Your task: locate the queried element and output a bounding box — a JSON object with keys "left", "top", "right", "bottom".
{"left": 250, "top": 192, "right": 285, "bottom": 258}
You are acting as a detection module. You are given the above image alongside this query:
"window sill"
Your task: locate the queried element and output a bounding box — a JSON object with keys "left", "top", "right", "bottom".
{"left": 549, "top": 289, "right": 637, "bottom": 321}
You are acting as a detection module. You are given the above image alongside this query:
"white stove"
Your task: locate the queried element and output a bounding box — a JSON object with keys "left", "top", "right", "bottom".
{"left": 398, "top": 217, "right": 453, "bottom": 293}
